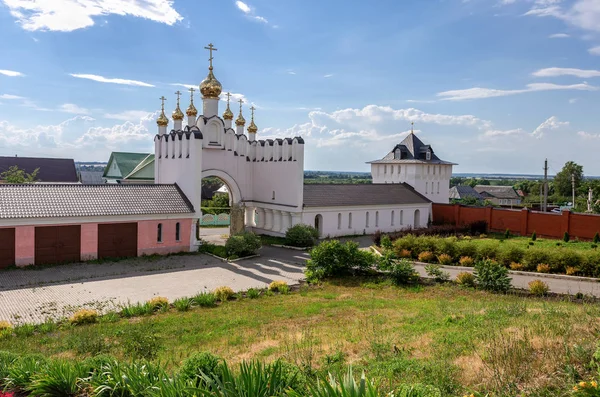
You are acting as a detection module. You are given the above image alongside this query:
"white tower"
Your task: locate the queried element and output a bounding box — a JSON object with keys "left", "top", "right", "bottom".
{"left": 172, "top": 91, "right": 184, "bottom": 130}
{"left": 235, "top": 99, "right": 246, "bottom": 136}
{"left": 247, "top": 106, "right": 258, "bottom": 142}
{"left": 222, "top": 92, "right": 234, "bottom": 130}
{"left": 186, "top": 88, "right": 198, "bottom": 127}
{"left": 156, "top": 96, "right": 169, "bottom": 135}
{"left": 200, "top": 43, "right": 221, "bottom": 118}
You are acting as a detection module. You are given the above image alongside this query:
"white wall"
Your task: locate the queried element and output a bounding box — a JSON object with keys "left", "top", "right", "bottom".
{"left": 301, "top": 203, "right": 431, "bottom": 238}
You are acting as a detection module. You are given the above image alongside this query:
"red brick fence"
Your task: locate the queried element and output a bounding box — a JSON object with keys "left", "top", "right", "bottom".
{"left": 432, "top": 203, "right": 600, "bottom": 240}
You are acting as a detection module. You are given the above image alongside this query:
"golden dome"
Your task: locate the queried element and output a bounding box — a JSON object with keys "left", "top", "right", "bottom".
{"left": 156, "top": 110, "right": 169, "bottom": 127}
{"left": 223, "top": 106, "right": 234, "bottom": 120}
{"left": 235, "top": 112, "right": 246, "bottom": 126}
{"left": 186, "top": 102, "right": 198, "bottom": 117}
{"left": 247, "top": 120, "right": 258, "bottom": 134}
{"left": 200, "top": 68, "right": 222, "bottom": 99}
{"left": 172, "top": 106, "right": 184, "bottom": 121}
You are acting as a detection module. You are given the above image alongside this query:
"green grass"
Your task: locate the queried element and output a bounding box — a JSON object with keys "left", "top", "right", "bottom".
{"left": 260, "top": 235, "right": 288, "bottom": 246}
{"left": 483, "top": 233, "right": 598, "bottom": 251}
{"left": 0, "top": 280, "right": 598, "bottom": 396}
{"left": 198, "top": 243, "right": 228, "bottom": 258}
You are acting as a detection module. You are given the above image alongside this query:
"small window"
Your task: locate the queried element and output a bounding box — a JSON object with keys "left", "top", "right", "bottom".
{"left": 384, "top": 165, "right": 387, "bottom": 174}
{"left": 400, "top": 210, "right": 404, "bottom": 225}
{"left": 157, "top": 223, "right": 162, "bottom": 243}
{"left": 337, "top": 213, "right": 342, "bottom": 230}
{"left": 426, "top": 151, "right": 431, "bottom": 161}
{"left": 272, "top": 191, "right": 275, "bottom": 200}
{"left": 394, "top": 148, "right": 401, "bottom": 159}
{"left": 375, "top": 211, "right": 379, "bottom": 227}
{"left": 391, "top": 210, "right": 395, "bottom": 226}
{"left": 366, "top": 212, "right": 370, "bottom": 228}
{"left": 426, "top": 182, "right": 428, "bottom": 194}
{"left": 427, "top": 165, "right": 430, "bottom": 174}
{"left": 433, "top": 166, "right": 436, "bottom": 175}
{"left": 348, "top": 213, "right": 352, "bottom": 229}
{"left": 391, "top": 165, "right": 394, "bottom": 174}
{"left": 437, "top": 182, "right": 440, "bottom": 194}
{"left": 175, "top": 222, "right": 181, "bottom": 241}
{"left": 398, "top": 165, "right": 401, "bottom": 174}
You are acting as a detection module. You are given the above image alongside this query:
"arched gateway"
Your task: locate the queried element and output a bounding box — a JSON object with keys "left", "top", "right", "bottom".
{"left": 154, "top": 44, "right": 305, "bottom": 245}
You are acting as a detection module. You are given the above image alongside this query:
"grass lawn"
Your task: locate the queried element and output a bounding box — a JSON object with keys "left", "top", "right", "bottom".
{"left": 484, "top": 233, "right": 598, "bottom": 252}
{"left": 1, "top": 279, "right": 598, "bottom": 396}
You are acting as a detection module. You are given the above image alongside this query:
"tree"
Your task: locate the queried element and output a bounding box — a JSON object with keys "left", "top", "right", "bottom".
{"left": 554, "top": 161, "right": 583, "bottom": 198}
{"left": 0, "top": 165, "right": 39, "bottom": 184}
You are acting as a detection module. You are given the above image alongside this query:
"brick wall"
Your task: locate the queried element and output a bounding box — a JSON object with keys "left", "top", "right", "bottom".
{"left": 432, "top": 203, "right": 600, "bottom": 240}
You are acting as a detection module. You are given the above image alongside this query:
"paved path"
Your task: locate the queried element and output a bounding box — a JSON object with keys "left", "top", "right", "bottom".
{"left": 0, "top": 246, "right": 309, "bottom": 324}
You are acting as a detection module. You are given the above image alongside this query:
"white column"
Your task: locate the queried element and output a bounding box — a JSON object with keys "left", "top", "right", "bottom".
{"left": 264, "top": 209, "right": 273, "bottom": 231}
{"left": 248, "top": 132, "right": 256, "bottom": 142}
{"left": 256, "top": 208, "right": 265, "bottom": 229}
{"left": 236, "top": 124, "right": 244, "bottom": 136}
{"left": 187, "top": 115, "right": 196, "bottom": 127}
{"left": 245, "top": 206, "right": 255, "bottom": 228}
{"left": 291, "top": 213, "right": 302, "bottom": 227}
{"left": 158, "top": 125, "right": 167, "bottom": 136}
{"left": 174, "top": 119, "right": 182, "bottom": 130}
{"left": 272, "top": 210, "right": 281, "bottom": 234}
{"left": 203, "top": 98, "right": 219, "bottom": 118}
{"left": 280, "top": 211, "right": 291, "bottom": 233}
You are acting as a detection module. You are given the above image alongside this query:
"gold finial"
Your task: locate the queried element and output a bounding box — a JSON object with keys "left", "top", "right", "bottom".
{"left": 411, "top": 122, "right": 414, "bottom": 133}
{"left": 204, "top": 43, "right": 218, "bottom": 70}
{"left": 200, "top": 43, "right": 222, "bottom": 99}
{"left": 172, "top": 90, "right": 184, "bottom": 121}
{"left": 222, "top": 92, "right": 234, "bottom": 120}
{"left": 247, "top": 105, "right": 258, "bottom": 134}
{"left": 157, "top": 96, "right": 169, "bottom": 127}
{"left": 186, "top": 87, "right": 198, "bottom": 117}
{"left": 235, "top": 98, "right": 246, "bottom": 126}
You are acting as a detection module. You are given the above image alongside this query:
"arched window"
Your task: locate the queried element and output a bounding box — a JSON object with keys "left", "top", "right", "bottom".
{"left": 272, "top": 191, "right": 276, "bottom": 200}
{"left": 426, "top": 182, "right": 428, "bottom": 194}
{"left": 437, "top": 182, "right": 440, "bottom": 194}
{"left": 175, "top": 222, "right": 181, "bottom": 241}
{"left": 398, "top": 165, "right": 401, "bottom": 174}
{"left": 375, "top": 211, "right": 379, "bottom": 227}
{"left": 337, "top": 213, "right": 342, "bottom": 230}
{"left": 400, "top": 210, "right": 404, "bottom": 225}
{"left": 348, "top": 213, "right": 352, "bottom": 229}
{"left": 391, "top": 210, "right": 395, "bottom": 226}
{"left": 366, "top": 212, "right": 370, "bottom": 228}
{"left": 157, "top": 223, "right": 163, "bottom": 243}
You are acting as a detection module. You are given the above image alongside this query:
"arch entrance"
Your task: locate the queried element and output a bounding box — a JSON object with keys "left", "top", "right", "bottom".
{"left": 198, "top": 170, "right": 245, "bottom": 240}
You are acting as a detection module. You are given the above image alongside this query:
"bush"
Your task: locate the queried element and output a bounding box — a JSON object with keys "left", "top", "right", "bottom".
{"left": 523, "top": 248, "right": 553, "bottom": 270}
{"left": 225, "top": 231, "right": 262, "bottom": 258}
{"left": 213, "top": 286, "right": 235, "bottom": 302}
{"left": 147, "top": 296, "right": 169, "bottom": 311}
{"left": 193, "top": 292, "right": 217, "bottom": 308}
{"left": 425, "top": 264, "right": 450, "bottom": 282}
{"left": 268, "top": 280, "right": 290, "bottom": 293}
{"left": 434, "top": 238, "right": 458, "bottom": 259}
{"left": 458, "top": 256, "right": 474, "bottom": 267}
{"left": 5, "top": 355, "right": 47, "bottom": 393}
{"left": 594, "top": 232, "right": 600, "bottom": 244}
{"left": 305, "top": 240, "right": 375, "bottom": 282}
{"left": 581, "top": 251, "right": 600, "bottom": 276}
{"left": 457, "top": 241, "right": 478, "bottom": 259}
{"left": 412, "top": 237, "right": 437, "bottom": 257}
{"left": 531, "top": 231, "right": 537, "bottom": 241}
{"left": 398, "top": 249, "right": 412, "bottom": 258}
{"left": 437, "top": 253, "right": 453, "bottom": 266}
{"left": 553, "top": 250, "right": 582, "bottom": 273}
{"left": 563, "top": 231, "right": 570, "bottom": 243}
{"left": 392, "top": 234, "right": 416, "bottom": 255}
{"left": 417, "top": 251, "right": 435, "bottom": 263}
{"left": 285, "top": 224, "right": 319, "bottom": 248}
{"left": 179, "top": 351, "right": 222, "bottom": 386}
{"left": 509, "top": 262, "right": 525, "bottom": 271}
{"left": 566, "top": 266, "right": 578, "bottom": 275}
{"left": 498, "top": 246, "right": 525, "bottom": 267}
{"left": 477, "top": 241, "right": 499, "bottom": 260}
{"left": 455, "top": 272, "right": 475, "bottom": 287}
{"left": 27, "top": 359, "right": 86, "bottom": 397}
{"left": 474, "top": 259, "right": 512, "bottom": 293}
{"left": 536, "top": 264, "right": 550, "bottom": 273}
{"left": 380, "top": 235, "right": 392, "bottom": 250}
{"left": 173, "top": 297, "right": 192, "bottom": 312}
{"left": 69, "top": 309, "right": 98, "bottom": 325}
{"left": 246, "top": 288, "right": 260, "bottom": 299}
{"left": 528, "top": 279, "right": 549, "bottom": 296}
{"left": 504, "top": 229, "right": 511, "bottom": 239}
{"left": 388, "top": 259, "right": 420, "bottom": 285}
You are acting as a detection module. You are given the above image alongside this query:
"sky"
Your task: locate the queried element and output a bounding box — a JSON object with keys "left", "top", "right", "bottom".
{"left": 0, "top": 0, "right": 600, "bottom": 175}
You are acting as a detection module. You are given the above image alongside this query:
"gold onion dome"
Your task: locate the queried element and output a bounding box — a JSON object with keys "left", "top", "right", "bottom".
{"left": 223, "top": 105, "right": 234, "bottom": 120}
{"left": 200, "top": 69, "right": 222, "bottom": 99}
{"left": 235, "top": 112, "right": 246, "bottom": 126}
{"left": 156, "top": 111, "right": 169, "bottom": 127}
{"left": 186, "top": 101, "right": 198, "bottom": 117}
{"left": 247, "top": 120, "right": 258, "bottom": 133}
{"left": 172, "top": 105, "right": 184, "bottom": 121}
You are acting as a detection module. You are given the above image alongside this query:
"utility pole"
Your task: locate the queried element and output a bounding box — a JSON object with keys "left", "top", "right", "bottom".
{"left": 572, "top": 173, "right": 576, "bottom": 209}
{"left": 543, "top": 159, "right": 548, "bottom": 212}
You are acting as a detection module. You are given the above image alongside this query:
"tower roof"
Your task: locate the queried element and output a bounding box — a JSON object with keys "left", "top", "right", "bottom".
{"left": 366, "top": 131, "right": 456, "bottom": 165}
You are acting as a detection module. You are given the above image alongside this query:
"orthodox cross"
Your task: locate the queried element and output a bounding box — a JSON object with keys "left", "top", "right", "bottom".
{"left": 204, "top": 43, "right": 218, "bottom": 69}
{"left": 226, "top": 92, "right": 232, "bottom": 105}
{"left": 188, "top": 87, "right": 195, "bottom": 103}
{"left": 250, "top": 106, "right": 256, "bottom": 120}
{"left": 174, "top": 90, "right": 182, "bottom": 106}
{"left": 159, "top": 96, "right": 166, "bottom": 111}
{"left": 238, "top": 98, "right": 244, "bottom": 112}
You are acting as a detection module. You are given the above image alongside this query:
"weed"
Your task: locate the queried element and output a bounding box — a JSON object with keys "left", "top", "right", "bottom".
{"left": 119, "top": 323, "right": 162, "bottom": 361}
{"left": 246, "top": 288, "right": 261, "bottom": 299}
{"left": 193, "top": 292, "right": 217, "bottom": 308}
{"left": 214, "top": 286, "right": 235, "bottom": 302}
{"left": 173, "top": 297, "right": 192, "bottom": 312}
{"left": 529, "top": 280, "right": 549, "bottom": 296}
{"left": 70, "top": 309, "right": 99, "bottom": 325}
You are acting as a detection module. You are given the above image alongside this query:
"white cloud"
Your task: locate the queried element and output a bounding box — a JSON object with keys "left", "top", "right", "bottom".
{"left": 532, "top": 67, "right": 600, "bottom": 78}
{"left": 481, "top": 128, "right": 526, "bottom": 138}
{"left": 569, "top": 98, "right": 578, "bottom": 103}
{"left": 523, "top": 0, "right": 600, "bottom": 34}
{"left": 70, "top": 73, "right": 154, "bottom": 87}
{"left": 59, "top": 103, "right": 89, "bottom": 114}
{"left": 532, "top": 116, "right": 569, "bottom": 138}
{"left": 104, "top": 110, "right": 153, "bottom": 121}
{"left": 437, "top": 82, "right": 597, "bottom": 100}
{"left": 2, "top": 0, "right": 182, "bottom": 32}
{"left": 578, "top": 131, "right": 600, "bottom": 139}
{"left": 549, "top": 33, "right": 570, "bottom": 38}
{"left": 287, "top": 70, "right": 297, "bottom": 75}
{"left": 171, "top": 83, "right": 197, "bottom": 90}
{"left": 235, "top": 0, "right": 269, "bottom": 24}
{"left": 0, "top": 69, "right": 24, "bottom": 77}
{"left": 323, "top": 74, "right": 334, "bottom": 78}
{"left": 589, "top": 46, "right": 600, "bottom": 55}
{"left": 0, "top": 94, "right": 24, "bottom": 100}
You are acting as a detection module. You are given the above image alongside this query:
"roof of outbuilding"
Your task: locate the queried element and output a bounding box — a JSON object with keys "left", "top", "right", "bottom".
{"left": 303, "top": 183, "right": 430, "bottom": 207}
{"left": 78, "top": 171, "right": 105, "bottom": 184}
{"left": 473, "top": 185, "right": 520, "bottom": 199}
{"left": 449, "top": 185, "right": 483, "bottom": 199}
{"left": 0, "top": 156, "right": 78, "bottom": 183}
{"left": 0, "top": 184, "right": 194, "bottom": 219}
{"left": 103, "top": 152, "right": 154, "bottom": 179}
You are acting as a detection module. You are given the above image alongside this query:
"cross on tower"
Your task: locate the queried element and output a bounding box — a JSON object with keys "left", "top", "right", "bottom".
{"left": 174, "top": 90, "right": 182, "bottom": 106}
{"left": 204, "top": 43, "right": 218, "bottom": 69}
{"left": 188, "top": 87, "right": 195, "bottom": 103}
{"left": 159, "top": 96, "right": 166, "bottom": 111}
{"left": 226, "top": 92, "right": 232, "bottom": 104}
{"left": 411, "top": 121, "right": 414, "bottom": 133}
{"left": 238, "top": 98, "right": 244, "bottom": 112}
{"left": 250, "top": 106, "right": 256, "bottom": 120}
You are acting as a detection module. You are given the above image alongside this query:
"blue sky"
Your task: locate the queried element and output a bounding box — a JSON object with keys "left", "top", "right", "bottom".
{"left": 0, "top": 0, "right": 599, "bottom": 175}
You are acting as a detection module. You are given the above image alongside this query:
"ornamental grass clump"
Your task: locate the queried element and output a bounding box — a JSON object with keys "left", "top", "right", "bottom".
{"left": 566, "top": 266, "right": 578, "bottom": 275}
{"left": 193, "top": 292, "right": 217, "bottom": 308}
{"left": 147, "top": 296, "right": 169, "bottom": 311}
{"left": 213, "top": 286, "right": 235, "bottom": 302}
{"left": 509, "top": 262, "right": 525, "bottom": 271}
{"left": 173, "top": 297, "right": 192, "bottom": 312}
{"left": 459, "top": 256, "right": 474, "bottom": 267}
{"left": 417, "top": 251, "right": 435, "bottom": 263}
{"left": 27, "top": 359, "right": 86, "bottom": 397}
{"left": 536, "top": 263, "right": 551, "bottom": 273}
{"left": 437, "top": 253, "right": 453, "bottom": 266}
{"left": 0, "top": 321, "right": 12, "bottom": 333}
{"left": 455, "top": 272, "right": 476, "bottom": 287}
{"left": 398, "top": 249, "right": 412, "bottom": 259}
{"left": 69, "top": 309, "right": 98, "bottom": 325}
{"left": 268, "top": 280, "right": 289, "bottom": 293}
{"left": 528, "top": 279, "right": 549, "bottom": 296}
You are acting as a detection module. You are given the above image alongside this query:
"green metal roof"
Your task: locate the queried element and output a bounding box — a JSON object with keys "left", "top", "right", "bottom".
{"left": 103, "top": 152, "right": 154, "bottom": 179}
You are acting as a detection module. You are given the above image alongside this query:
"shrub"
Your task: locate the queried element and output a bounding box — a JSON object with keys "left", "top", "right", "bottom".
{"left": 147, "top": 296, "right": 169, "bottom": 311}
{"left": 193, "top": 292, "right": 217, "bottom": 308}
{"left": 387, "top": 259, "right": 420, "bottom": 285}
{"left": 412, "top": 237, "right": 437, "bottom": 257}
{"left": 457, "top": 241, "right": 478, "bottom": 260}
{"left": 0, "top": 321, "right": 12, "bottom": 333}
{"left": 380, "top": 235, "right": 392, "bottom": 250}
{"left": 285, "top": 224, "right": 319, "bottom": 248}
{"left": 398, "top": 249, "right": 412, "bottom": 258}
{"left": 592, "top": 244, "right": 598, "bottom": 249}
{"left": 179, "top": 351, "right": 222, "bottom": 386}
{"left": 417, "top": 251, "right": 435, "bottom": 263}
{"left": 594, "top": 232, "right": 600, "bottom": 244}
{"left": 509, "top": 262, "right": 525, "bottom": 271}
{"left": 120, "top": 324, "right": 162, "bottom": 360}
{"left": 91, "top": 360, "right": 164, "bottom": 396}
{"left": 268, "top": 280, "right": 289, "bottom": 293}
{"left": 27, "top": 359, "right": 86, "bottom": 397}
{"left": 528, "top": 279, "right": 549, "bottom": 296}
{"left": 225, "top": 231, "right": 262, "bottom": 258}
{"left": 437, "top": 253, "right": 453, "bottom": 266}
{"left": 0, "top": 351, "right": 18, "bottom": 387}
{"left": 477, "top": 241, "right": 499, "bottom": 260}
{"left": 434, "top": 238, "right": 458, "bottom": 259}
{"left": 531, "top": 231, "right": 537, "bottom": 241}
{"left": 523, "top": 248, "right": 553, "bottom": 270}
{"left": 392, "top": 234, "right": 416, "bottom": 256}
{"left": 120, "top": 302, "right": 153, "bottom": 318}
{"left": 305, "top": 240, "right": 375, "bottom": 282}
{"left": 474, "top": 259, "right": 512, "bottom": 293}
{"left": 5, "top": 355, "right": 47, "bottom": 393}
{"left": 69, "top": 309, "right": 98, "bottom": 325}
{"left": 536, "top": 263, "right": 551, "bottom": 273}
{"left": 566, "top": 266, "right": 578, "bottom": 275}
{"left": 504, "top": 229, "right": 511, "bottom": 239}
{"left": 213, "top": 286, "right": 235, "bottom": 302}
{"left": 498, "top": 246, "right": 525, "bottom": 267}
{"left": 173, "top": 297, "right": 192, "bottom": 312}
{"left": 246, "top": 288, "right": 260, "bottom": 299}
{"left": 553, "top": 250, "right": 582, "bottom": 273}
{"left": 425, "top": 264, "right": 450, "bottom": 282}
{"left": 458, "top": 256, "right": 474, "bottom": 267}
{"left": 563, "top": 231, "right": 570, "bottom": 243}
{"left": 455, "top": 272, "right": 475, "bottom": 287}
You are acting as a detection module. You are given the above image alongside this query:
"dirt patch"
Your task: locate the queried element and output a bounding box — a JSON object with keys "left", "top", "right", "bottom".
{"left": 454, "top": 354, "right": 486, "bottom": 387}
{"left": 235, "top": 339, "right": 280, "bottom": 361}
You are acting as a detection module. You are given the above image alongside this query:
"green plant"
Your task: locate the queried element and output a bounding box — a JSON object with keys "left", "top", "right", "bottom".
{"left": 437, "top": 253, "right": 453, "bottom": 266}
{"left": 458, "top": 256, "right": 474, "bottom": 267}
{"left": 198, "top": 243, "right": 228, "bottom": 258}
{"left": 173, "top": 297, "right": 192, "bottom": 312}
{"left": 434, "top": 238, "right": 458, "bottom": 259}
{"left": 395, "top": 383, "right": 442, "bottom": 397}
{"left": 388, "top": 259, "right": 419, "bottom": 285}
{"left": 594, "top": 232, "right": 600, "bottom": 244}
{"left": 288, "top": 367, "right": 380, "bottom": 397}
{"left": 474, "top": 259, "right": 512, "bottom": 293}
{"left": 120, "top": 324, "right": 162, "bottom": 360}
{"left": 457, "top": 241, "right": 478, "bottom": 260}
{"left": 285, "top": 224, "right": 320, "bottom": 248}
{"left": 531, "top": 231, "right": 537, "bottom": 241}
{"left": 553, "top": 249, "right": 582, "bottom": 273}
{"left": 536, "top": 263, "right": 551, "bottom": 273}
{"left": 306, "top": 240, "right": 375, "bottom": 282}
{"left": 380, "top": 235, "right": 392, "bottom": 250}
{"left": 225, "top": 231, "right": 262, "bottom": 258}
{"left": 528, "top": 279, "right": 549, "bottom": 296}
{"left": 564, "top": 231, "right": 570, "bottom": 243}
{"left": 5, "top": 355, "right": 47, "bottom": 393}
{"left": 13, "top": 324, "right": 35, "bottom": 338}
{"left": 498, "top": 246, "right": 525, "bottom": 267}
{"left": 178, "top": 351, "right": 222, "bottom": 386}
{"left": 572, "top": 380, "right": 600, "bottom": 396}
{"left": 269, "top": 280, "right": 289, "bottom": 293}
{"left": 417, "top": 251, "right": 434, "bottom": 263}
{"left": 246, "top": 288, "right": 260, "bottom": 299}
{"left": 504, "top": 229, "right": 511, "bottom": 239}
{"left": 69, "top": 309, "right": 98, "bottom": 325}
{"left": 523, "top": 248, "right": 553, "bottom": 270}
{"left": 476, "top": 241, "right": 499, "bottom": 260}
{"left": 0, "top": 351, "right": 19, "bottom": 387}
{"left": 455, "top": 272, "right": 476, "bottom": 287}
{"left": 91, "top": 360, "right": 164, "bottom": 396}
{"left": 193, "top": 292, "right": 217, "bottom": 308}
{"left": 214, "top": 286, "right": 235, "bottom": 302}
{"left": 147, "top": 296, "right": 169, "bottom": 311}
{"left": 27, "top": 359, "right": 86, "bottom": 397}
{"left": 424, "top": 264, "right": 450, "bottom": 282}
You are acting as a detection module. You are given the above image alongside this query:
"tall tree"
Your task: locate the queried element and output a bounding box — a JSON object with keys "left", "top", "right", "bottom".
{"left": 0, "top": 166, "right": 39, "bottom": 184}
{"left": 554, "top": 161, "right": 584, "bottom": 197}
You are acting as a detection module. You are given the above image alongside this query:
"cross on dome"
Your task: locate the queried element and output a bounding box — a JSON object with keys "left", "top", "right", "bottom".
{"left": 200, "top": 42, "right": 222, "bottom": 99}
{"left": 156, "top": 96, "right": 169, "bottom": 127}
{"left": 222, "top": 91, "right": 234, "bottom": 120}
{"left": 186, "top": 87, "right": 198, "bottom": 117}
{"left": 172, "top": 91, "right": 184, "bottom": 121}
{"left": 235, "top": 98, "right": 246, "bottom": 127}
{"left": 204, "top": 43, "right": 218, "bottom": 70}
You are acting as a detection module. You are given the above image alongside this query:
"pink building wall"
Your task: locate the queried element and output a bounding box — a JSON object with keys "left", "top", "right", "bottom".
{"left": 81, "top": 223, "right": 98, "bottom": 261}
{"left": 15, "top": 226, "right": 34, "bottom": 267}
{"left": 137, "top": 219, "right": 192, "bottom": 256}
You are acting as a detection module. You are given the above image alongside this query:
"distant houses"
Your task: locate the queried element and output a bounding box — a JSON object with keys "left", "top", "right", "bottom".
{"left": 474, "top": 185, "right": 521, "bottom": 206}
{"left": 0, "top": 156, "right": 78, "bottom": 183}
{"left": 103, "top": 152, "right": 154, "bottom": 184}
{"left": 449, "top": 185, "right": 483, "bottom": 202}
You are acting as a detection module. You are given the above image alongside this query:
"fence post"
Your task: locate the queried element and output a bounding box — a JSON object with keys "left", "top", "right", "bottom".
{"left": 486, "top": 206, "right": 493, "bottom": 230}
{"left": 454, "top": 204, "right": 461, "bottom": 227}
{"left": 561, "top": 209, "right": 571, "bottom": 237}
{"left": 520, "top": 208, "right": 529, "bottom": 237}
